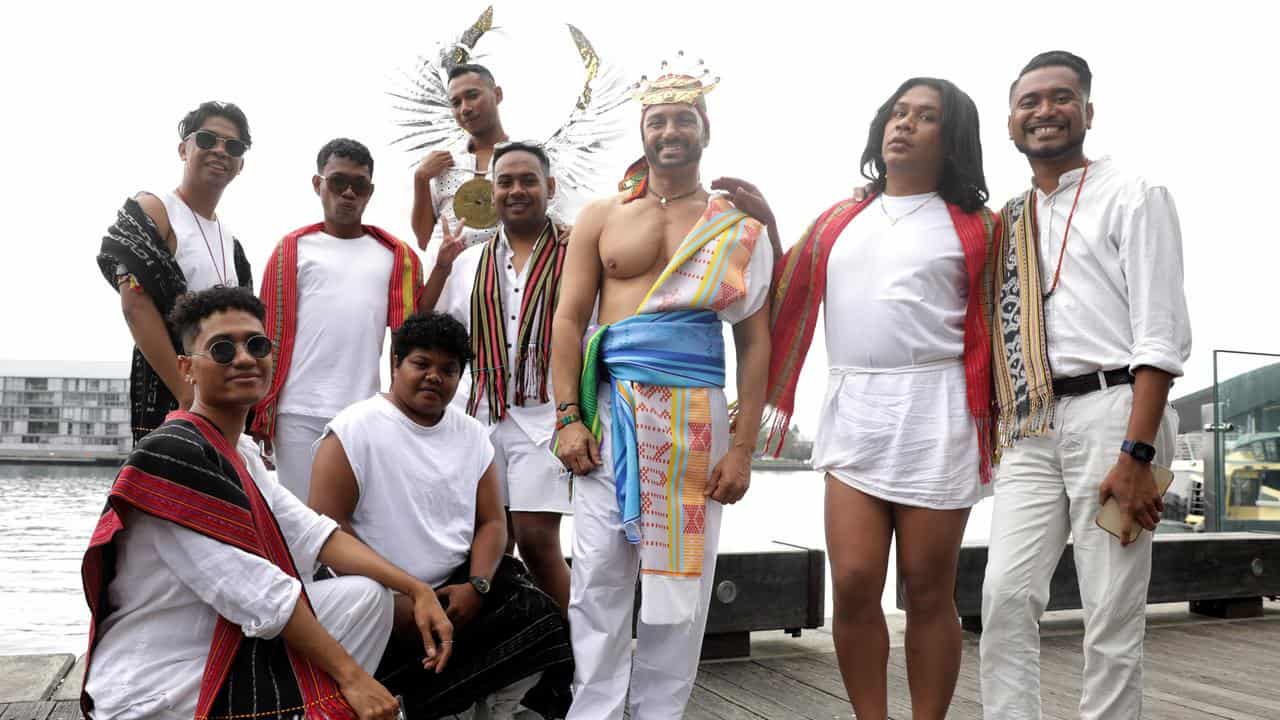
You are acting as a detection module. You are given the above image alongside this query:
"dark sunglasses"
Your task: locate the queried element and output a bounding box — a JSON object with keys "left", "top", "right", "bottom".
{"left": 319, "top": 173, "right": 374, "bottom": 197}
{"left": 191, "top": 335, "right": 273, "bottom": 365}
{"left": 187, "top": 129, "right": 249, "bottom": 158}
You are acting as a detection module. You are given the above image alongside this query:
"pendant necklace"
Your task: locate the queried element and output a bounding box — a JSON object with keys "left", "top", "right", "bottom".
{"left": 879, "top": 192, "right": 937, "bottom": 225}
{"left": 179, "top": 190, "right": 227, "bottom": 285}
{"left": 650, "top": 185, "right": 701, "bottom": 208}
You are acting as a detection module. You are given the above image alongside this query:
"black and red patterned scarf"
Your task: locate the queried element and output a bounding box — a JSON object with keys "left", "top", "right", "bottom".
{"left": 81, "top": 411, "right": 355, "bottom": 720}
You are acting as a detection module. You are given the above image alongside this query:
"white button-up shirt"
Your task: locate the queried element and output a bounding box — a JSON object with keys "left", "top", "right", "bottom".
{"left": 1032, "top": 156, "right": 1191, "bottom": 378}
{"left": 436, "top": 227, "right": 559, "bottom": 445}
{"left": 85, "top": 437, "right": 338, "bottom": 720}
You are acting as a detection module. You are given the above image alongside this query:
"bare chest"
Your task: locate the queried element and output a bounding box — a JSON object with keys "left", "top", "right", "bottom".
{"left": 598, "top": 201, "right": 702, "bottom": 281}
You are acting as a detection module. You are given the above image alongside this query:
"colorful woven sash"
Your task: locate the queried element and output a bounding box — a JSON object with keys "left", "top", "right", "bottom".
{"left": 468, "top": 222, "right": 566, "bottom": 423}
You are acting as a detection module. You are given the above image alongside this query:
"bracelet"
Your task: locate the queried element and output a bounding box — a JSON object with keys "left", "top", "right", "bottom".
{"left": 557, "top": 401, "right": 579, "bottom": 412}
{"left": 558, "top": 413, "right": 581, "bottom": 428}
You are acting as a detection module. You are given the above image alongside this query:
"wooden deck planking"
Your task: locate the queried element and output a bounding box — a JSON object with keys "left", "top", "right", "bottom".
{"left": 5, "top": 615, "right": 1280, "bottom": 719}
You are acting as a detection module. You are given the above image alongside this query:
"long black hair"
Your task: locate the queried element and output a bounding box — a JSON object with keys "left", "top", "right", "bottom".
{"left": 859, "top": 77, "right": 988, "bottom": 213}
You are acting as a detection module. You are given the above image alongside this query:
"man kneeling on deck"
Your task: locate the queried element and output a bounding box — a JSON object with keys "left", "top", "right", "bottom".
{"left": 308, "top": 311, "right": 572, "bottom": 719}
{"left": 81, "top": 286, "right": 453, "bottom": 720}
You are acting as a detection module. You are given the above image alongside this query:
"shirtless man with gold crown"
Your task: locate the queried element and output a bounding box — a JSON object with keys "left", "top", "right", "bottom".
{"left": 550, "top": 56, "right": 777, "bottom": 719}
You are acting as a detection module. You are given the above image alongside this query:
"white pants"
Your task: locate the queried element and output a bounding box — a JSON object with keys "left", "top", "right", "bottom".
{"left": 490, "top": 418, "right": 572, "bottom": 514}
{"left": 566, "top": 389, "right": 726, "bottom": 720}
{"left": 308, "top": 575, "right": 394, "bottom": 675}
{"left": 275, "top": 412, "right": 330, "bottom": 501}
{"left": 980, "top": 384, "right": 1177, "bottom": 720}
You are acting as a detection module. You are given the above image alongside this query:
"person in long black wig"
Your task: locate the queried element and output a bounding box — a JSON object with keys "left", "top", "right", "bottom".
{"left": 764, "top": 77, "right": 999, "bottom": 719}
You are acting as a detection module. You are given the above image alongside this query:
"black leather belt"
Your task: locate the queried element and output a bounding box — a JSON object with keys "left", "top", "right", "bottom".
{"left": 1052, "top": 368, "right": 1133, "bottom": 398}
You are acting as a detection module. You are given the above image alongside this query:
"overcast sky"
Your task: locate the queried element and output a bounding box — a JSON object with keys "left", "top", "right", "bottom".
{"left": 3, "top": 0, "right": 1274, "bottom": 430}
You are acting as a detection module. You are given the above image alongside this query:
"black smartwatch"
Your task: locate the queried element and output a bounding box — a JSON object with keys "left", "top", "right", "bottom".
{"left": 1121, "top": 440, "right": 1156, "bottom": 464}
{"left": 468, "top": 576, "right": 491, "bottom": 595}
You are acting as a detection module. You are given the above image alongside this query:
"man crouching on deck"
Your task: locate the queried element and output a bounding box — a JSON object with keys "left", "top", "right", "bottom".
{"left": 551, "top": 61, "right": 774, "bottom": 719}
{"left": 80, "top": 286, "right": 452, "bottom": 720}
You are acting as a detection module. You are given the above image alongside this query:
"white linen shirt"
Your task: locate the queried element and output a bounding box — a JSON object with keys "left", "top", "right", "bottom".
{"left": 84, "top": 436, "right": 338, "bottom": 720}
{"left": 436, "top": 227, "right": 560, "bottom": 445}
{"left": 1031, "top": 156, "right": 1191, "bottom": 378}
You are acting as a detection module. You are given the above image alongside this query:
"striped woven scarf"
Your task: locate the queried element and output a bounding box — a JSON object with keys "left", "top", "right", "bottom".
{"left": 468, "top": 222, "right": 566, "bottom": 423}
{"left": 992, "top": 191, "right": 1056, "bottom": 445}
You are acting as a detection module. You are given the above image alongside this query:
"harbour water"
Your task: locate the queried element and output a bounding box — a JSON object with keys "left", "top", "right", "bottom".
{"left": 0, "top": 463, "right": 993, "bottom": 655}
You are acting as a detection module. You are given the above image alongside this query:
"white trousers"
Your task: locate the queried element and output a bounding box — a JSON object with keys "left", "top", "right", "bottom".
{"left": 980, "top": 384, "right": 1177, "bottom": 720}
{"left": 275, "top": 412, "right": 330, "bottom": 501}
{"left": 566, "top": 389, "right": 726, "bottom": 720}
{"left": 308, "top": 575, "right": 395, "bottom": 676}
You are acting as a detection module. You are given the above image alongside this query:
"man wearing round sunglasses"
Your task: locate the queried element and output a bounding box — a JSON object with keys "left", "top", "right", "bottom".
{"left": 96, "top": 100, "right": 255, "bottom": 441}
{"left": 82, "top": 286, "right": 454, "bottom": 720}
{"left": 251, "top": 138, "right": 424, "bottom": 501}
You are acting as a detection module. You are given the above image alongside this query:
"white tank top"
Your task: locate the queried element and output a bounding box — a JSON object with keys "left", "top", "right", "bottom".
{"left": 155, "top": 190, "right": 239, "bottom": 291}
{"left": 324, "top": 395, "right": 495, "bottom": 587}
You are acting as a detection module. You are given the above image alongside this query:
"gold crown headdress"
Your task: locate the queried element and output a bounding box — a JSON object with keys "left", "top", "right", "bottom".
{"left": 631, "top": 51, "right": 720, "bottom": 106}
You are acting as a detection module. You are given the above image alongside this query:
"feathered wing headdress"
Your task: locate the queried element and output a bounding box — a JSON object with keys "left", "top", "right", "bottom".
{"left": 388, "top": 8, "right": 629, "bottom": 212}
{"left": 388, "top": 6, "right": 495, "bottom": 154}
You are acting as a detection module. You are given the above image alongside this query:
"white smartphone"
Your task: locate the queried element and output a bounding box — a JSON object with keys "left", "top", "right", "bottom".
{"left": 1095, "top": 465, "right": 1175, "bottom": 543}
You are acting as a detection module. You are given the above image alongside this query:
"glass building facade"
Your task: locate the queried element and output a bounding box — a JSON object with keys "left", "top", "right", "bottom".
{"left": 0, "top": 359, "right": 131, "bottom": 461}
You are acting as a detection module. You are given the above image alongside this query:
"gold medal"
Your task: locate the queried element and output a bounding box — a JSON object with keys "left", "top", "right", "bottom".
{"left": 453, "top": 177, "right": 498, "bottom": 229}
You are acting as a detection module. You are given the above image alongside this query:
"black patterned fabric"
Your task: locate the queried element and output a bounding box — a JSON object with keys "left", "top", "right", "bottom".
{"left": 96, "top": 197, "right": 252, "bottom": 440}
{"left": 377, "top": 556, "right": 573, "bottom": 719}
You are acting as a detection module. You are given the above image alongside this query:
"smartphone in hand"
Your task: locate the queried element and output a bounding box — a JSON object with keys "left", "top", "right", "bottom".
{"left": 1095, "top": 465, "right": 1175, "bottom": 543}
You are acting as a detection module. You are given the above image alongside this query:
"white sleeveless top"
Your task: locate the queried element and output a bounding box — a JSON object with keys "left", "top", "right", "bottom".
{"left": 154, "top": 190, "right": 239, "bottom": 291}
{"left": 323, "top": 395, "right": 494, "bottom": 587}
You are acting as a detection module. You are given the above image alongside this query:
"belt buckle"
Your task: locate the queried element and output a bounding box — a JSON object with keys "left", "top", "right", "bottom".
{"left": 1096, "top": 369, "right": 1108, "bottom": 390}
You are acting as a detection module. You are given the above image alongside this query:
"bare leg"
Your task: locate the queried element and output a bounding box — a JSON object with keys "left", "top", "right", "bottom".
{"left": 512, "top": 510, "right": 571, "bottom": 613}
{"left": 894, "top": 503, "right": 970, "bottom": 720}
{"left": 825, "top": 475, "right": 894, "bottom": 720}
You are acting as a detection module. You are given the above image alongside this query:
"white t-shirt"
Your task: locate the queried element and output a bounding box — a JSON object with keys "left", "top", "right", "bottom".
{"left": 277, "top": 232, "right": 395, "bottom": 419}
{"left": 324, "top": 395, "right": 495, "bottom": 588}
{"left": 155, "top": 190, "right": 240, "bottom": 291}
{"left": 823, "top": 193, "right": 966, "bottom": 369}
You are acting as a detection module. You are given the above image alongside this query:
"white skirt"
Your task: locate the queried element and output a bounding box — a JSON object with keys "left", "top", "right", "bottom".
{"left": 810, "top": 358, "right": 987, "bottom": 509}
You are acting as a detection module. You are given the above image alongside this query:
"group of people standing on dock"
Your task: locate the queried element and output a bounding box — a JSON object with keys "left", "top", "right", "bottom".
{"left": 83, "top": 46, "right": 1189, "bottom": 720}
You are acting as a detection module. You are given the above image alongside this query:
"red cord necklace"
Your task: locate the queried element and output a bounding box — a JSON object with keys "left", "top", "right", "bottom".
{"left": 1043, "top": 160, "right": 1089, "bottom": 299}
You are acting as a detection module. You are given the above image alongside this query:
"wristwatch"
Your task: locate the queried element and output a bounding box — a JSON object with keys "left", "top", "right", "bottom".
{"left": 1121, "top": 439, "right": 1156, "bottom": 464}
{"left": 468, "top": 576, "right": 491, "bottom": 595}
